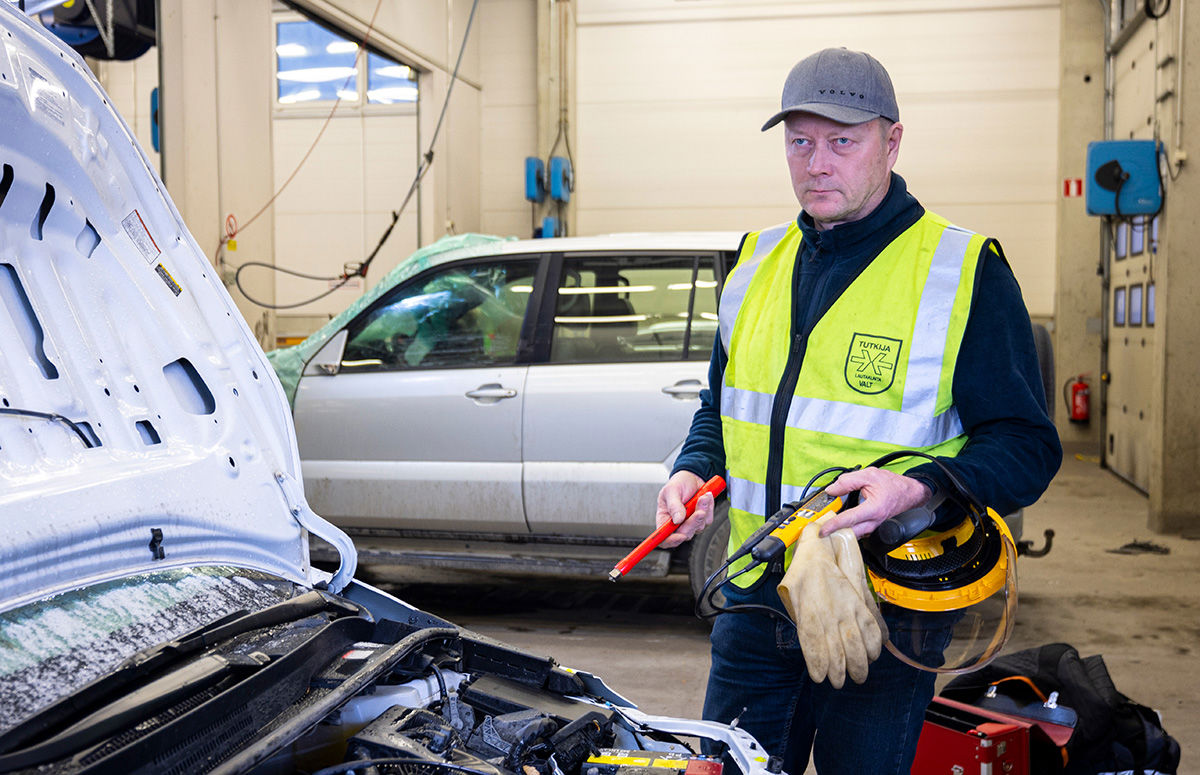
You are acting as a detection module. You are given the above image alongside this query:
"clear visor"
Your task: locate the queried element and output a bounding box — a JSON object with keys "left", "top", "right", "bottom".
{"left": 873, "top": 516, "right": 1018, "bottom": 674}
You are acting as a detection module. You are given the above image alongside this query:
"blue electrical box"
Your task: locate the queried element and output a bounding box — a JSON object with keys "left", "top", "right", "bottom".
{"left": 1085, "top": 140, "right": 1162, "bottom": 216}
{"left": 549, "top": 156, "right": 573, "bottom": 203}
{"left": 540, "top": 216, "right": 559, "bottom": 239}
{"left": 151, "top": 87, "right": 159, "bottom": 152}
{"left": 524, "top": 157, "right": 546, "bottom": 203}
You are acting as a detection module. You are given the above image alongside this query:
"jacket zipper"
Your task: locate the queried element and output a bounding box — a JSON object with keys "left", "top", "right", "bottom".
{"left": 764, "top": 246, "right": 812, "bottom": 515}
{"left": 765, "top": 329, "right": 808, "bottom": 515}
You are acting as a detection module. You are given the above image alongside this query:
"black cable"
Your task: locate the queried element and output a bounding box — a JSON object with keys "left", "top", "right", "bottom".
{"left": 236, "top": 0, "right": 482, "bottom": 310}
{"left": 314, "top": 759, "right": 495, "bottom": 775}
{"left": 693, "top": 465, "right": 853, "bottom": 621}
{"left": 0, "top": 407, "right": 94, "bottom": 448}
{"left": 1145, "top": 0, "right": 1170, "bottom": 19}
{"left": 429, "top": 662, "right": 449, "bottom": 710}
{"left": 694, "top": 450, "right": 988, "bottom": 623}
{"left": 332, "top": 0, "right": 480, "bottom": 284}
{"left": 233, "top": 262, "right": 356, "bottom": 311}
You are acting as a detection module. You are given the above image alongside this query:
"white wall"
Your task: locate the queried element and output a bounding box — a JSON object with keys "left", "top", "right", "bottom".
{"left": 91, "top": 53, "right": 161, "bottom": 176}
{"left": 479, "top": 0, "right": 539, "bottom": 238}
{"left": 569, "top": 0, "right": 1060, "bottom": 316}
{"left": 271, "top": 113, "right": 420, "bottom": 321}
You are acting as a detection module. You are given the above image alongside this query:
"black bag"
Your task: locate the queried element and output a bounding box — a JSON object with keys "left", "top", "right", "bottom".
{"left": 940, "top": 643, "right": 1181, "bottom": 774}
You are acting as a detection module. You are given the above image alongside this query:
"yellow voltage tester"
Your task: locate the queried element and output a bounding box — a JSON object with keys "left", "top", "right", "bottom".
{"left": 747, "top": 490, "right": 844, "bottom": 564}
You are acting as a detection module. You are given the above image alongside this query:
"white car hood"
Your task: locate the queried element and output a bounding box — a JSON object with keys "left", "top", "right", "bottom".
{"left": 0, "top": 5, "right": 355, "bottom": 612}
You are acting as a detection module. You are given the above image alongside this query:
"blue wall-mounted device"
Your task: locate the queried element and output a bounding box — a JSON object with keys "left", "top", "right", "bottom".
{"left": 540, "top": 216, "right": 560, "bottom": 239}
{"left": 151, "top": 87, "right": 159, "bottom": 152}
{"left": 524, "top": 157, "right": 546, "bottom": 203}
{"left": 549, "top": 156, "right": 573, "bottom": 203}
{"left": 1085, "top": 140, "right": 1162, "bottom": 216}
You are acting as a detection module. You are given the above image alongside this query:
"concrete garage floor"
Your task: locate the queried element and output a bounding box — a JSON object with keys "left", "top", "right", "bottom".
{"left": 381, "top": 450, "right": 1198, "bottom": 770}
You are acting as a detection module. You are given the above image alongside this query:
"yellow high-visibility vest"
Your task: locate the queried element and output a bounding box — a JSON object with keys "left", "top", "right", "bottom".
{"left": 718, "top": 212, "right": 987, "bottom": 586}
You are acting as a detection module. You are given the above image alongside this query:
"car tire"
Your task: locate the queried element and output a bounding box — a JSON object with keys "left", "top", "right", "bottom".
{"left": 688, "top": 500, "right": 730, "bottom": 611}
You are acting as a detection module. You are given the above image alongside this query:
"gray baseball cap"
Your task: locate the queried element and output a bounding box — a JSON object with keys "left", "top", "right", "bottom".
{"left": 761, "top": 47, "right": 899, "bottom": 131}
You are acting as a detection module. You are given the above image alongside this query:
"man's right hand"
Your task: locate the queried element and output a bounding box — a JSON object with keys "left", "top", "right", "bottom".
{"left": 655, "top": 470, "right": 715, "bottom": 549}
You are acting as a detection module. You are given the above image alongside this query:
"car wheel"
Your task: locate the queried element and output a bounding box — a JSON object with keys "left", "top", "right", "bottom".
{"left": 689, "top": 500, "right": 730, "bottom": 611}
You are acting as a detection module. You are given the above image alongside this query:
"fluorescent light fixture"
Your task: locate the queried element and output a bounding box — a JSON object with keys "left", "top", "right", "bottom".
{"left": 374, "top": 65, "right": 414, "bottom": 79}
{"left": 699, "top": 312, "right": 718, "bottom": 321}
{"left": 559, "top": 285, "right": 655, "bottom": 295}
{"left": 372, "top": 65, "right": 415, "bottom": 80}
{"left": 366, "top": 86, "right": 419, "bottom": 103}
{"left": 510, "top": 285, "right": 534, "bottom": 293}
{"left": 555, "top": 315, "right": 647, "bottom": 324}
{"left": 341, "top": 359, "right": 383, "bottom": 368}
{"left": 277, "top": 66, "right": 357, "bottom": 84}
{"left": 667, "top": 280, "right": 719, "bottom": 291}
{"left": 278, "top": 89, "right": 322, "bottom": 104}
{"left": 326, "top": 40, "right": 358, "bottom": 54}
{"left": 275, "top": 43, "right": 307, "bottom": 58}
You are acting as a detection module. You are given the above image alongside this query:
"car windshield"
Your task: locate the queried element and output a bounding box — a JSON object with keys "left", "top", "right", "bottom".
{"left": 0, "top": 566, "right": 299, "bottom": 737}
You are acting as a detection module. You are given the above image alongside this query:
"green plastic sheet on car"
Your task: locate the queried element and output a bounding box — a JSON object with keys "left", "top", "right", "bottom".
{"left": 266, "top": 232, "right": 514, "bottom": 406}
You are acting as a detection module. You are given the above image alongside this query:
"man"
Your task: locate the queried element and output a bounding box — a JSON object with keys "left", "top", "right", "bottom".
{"left": 654, "top": 48, "right": 1061, "bottom": 773}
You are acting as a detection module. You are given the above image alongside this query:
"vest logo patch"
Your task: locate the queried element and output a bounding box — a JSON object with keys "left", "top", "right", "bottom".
{"left": 845, "top": 333, "right": 902, "bottom": 394}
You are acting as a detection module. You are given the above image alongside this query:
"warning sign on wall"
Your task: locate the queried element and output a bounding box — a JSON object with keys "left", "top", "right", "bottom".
{"left": 1063, "top": 178, "right": 1084, "bottom": 197}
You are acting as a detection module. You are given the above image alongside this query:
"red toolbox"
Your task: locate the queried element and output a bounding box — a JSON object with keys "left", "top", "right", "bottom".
{"left": 912, "top": 697, "right": 1032, "bottom": 775}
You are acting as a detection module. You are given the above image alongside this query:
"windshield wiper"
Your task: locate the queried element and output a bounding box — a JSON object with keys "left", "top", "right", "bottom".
{"left": 0, "top": 654, "right": 250, "bottom": 771}
{"left": 0, "top": 589, "right": 361, "bottom": 757}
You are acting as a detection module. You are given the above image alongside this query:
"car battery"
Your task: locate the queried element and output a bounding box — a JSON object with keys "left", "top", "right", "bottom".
{"left": 911, "top": 697, "right": 1031, "bottom": 775}
{"left": 584, "top": 749, "right": 723, "bottom": 775}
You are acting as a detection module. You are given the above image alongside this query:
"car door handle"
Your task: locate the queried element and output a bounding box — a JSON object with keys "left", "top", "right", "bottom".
{"left": 662, "top": 379, "right": 705, "bottom": 398}
{"left": 465, "top": 383, "right": 518, "bottom": 402}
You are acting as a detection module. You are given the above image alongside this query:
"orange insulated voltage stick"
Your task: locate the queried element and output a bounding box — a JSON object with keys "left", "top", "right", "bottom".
{"left": 608, "top": 475, "right": 726, "bottom": 582}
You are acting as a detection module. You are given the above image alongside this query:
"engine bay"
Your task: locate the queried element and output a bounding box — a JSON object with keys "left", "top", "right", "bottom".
{"left": 251, "top": 600, "right": 769, "bottom": 775}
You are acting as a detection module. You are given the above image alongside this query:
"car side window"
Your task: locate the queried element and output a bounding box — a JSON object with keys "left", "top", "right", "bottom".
{"left": 549, "top": 254, "right": 718, "bottom": 363}
{"left": 340, "top": 259, "right": 538, "bottom": 371}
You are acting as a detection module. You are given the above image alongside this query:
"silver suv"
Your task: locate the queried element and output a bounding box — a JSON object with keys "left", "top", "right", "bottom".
{"left": 270, "top": 232, "right": 742, "bottom": 596}
{"left": 271, "top": 231, "right": 1052, "bottom": 598}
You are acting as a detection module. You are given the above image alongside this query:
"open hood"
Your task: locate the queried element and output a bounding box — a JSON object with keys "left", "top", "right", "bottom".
{"left": 0, "top": 4, "right": 355, "bottom": 612}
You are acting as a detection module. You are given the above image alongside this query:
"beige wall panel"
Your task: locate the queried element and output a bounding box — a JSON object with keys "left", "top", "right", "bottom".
{"left": 92, "top": 54, "right": 161, "bottom": 174}
{"left": 273, "top": 118, "right": 366, "bottom": 215}
{"left": 481, "top": 105, "right": 539, "bottom": 236}
{"left": 574, "top": 103, "right": 789, "bottom": 210}
{"left": 272, "top": 111, "right": 420, "bottom": 318}
{"left": 445, "top": 84, "right": 483, "bottom": 235}
{"left": 574, "top": 3, "right": 1059, "bottom": 315}
{"left": 273, "top": 211, "right": 367, "bottom": 313}
{"left": 363, "top": 115, "right": 420, "bottom": 205}
{"left": 1112, "top": 24, "right": 1158, "bottom": 141}
{"left": 479, "top": 0, "right": 537, "bottom": 238}
{"left": 926, "top": 202, "right": 1057, "bottom": 313}
{"left": 480, "top": 0, "right": 537, "bottom": 107}
{"left": 362, "top": 210, "right": 420, "bottom": 282}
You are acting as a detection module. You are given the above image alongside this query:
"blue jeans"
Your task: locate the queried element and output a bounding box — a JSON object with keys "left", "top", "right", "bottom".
{"left": 701, "top": 581, "right": 936, "bottom": 775}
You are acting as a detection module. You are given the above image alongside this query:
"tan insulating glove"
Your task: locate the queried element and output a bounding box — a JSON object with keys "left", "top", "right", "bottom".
{"left": 777, "top": 514, "right": 885, "bottom": 689}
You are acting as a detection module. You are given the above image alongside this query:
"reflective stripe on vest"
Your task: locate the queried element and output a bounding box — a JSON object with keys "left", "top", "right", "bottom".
{"left": 716, "top": 213, "right": 984, "bottom": 586}
{"left": 718, "top": 222, "right": 791, "bottom": 355}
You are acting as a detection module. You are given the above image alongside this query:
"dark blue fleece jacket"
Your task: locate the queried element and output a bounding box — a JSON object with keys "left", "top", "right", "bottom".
{"left": 672, "top": 173, "right": 1062, "bottom": 516}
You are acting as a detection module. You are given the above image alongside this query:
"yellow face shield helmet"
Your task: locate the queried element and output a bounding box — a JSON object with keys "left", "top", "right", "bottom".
{"left": 862, "top": 505, "right": 1018, "bottom": 674}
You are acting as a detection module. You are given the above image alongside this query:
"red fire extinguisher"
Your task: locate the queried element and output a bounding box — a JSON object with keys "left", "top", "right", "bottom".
{"left": 1067, "top": 375, "right": 1090, "bottom": 423}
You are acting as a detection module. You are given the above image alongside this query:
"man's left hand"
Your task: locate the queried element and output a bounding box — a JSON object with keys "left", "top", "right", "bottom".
{"left": 819, "top": 467, "right": 931, "bottom": 539}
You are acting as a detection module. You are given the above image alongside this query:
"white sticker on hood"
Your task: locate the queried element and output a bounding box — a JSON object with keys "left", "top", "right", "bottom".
{"left": 122, "top": 209, "right": 161, "bottom": 264}
{"left": 24, "top": 62, "right": 66, "bottom": 128}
